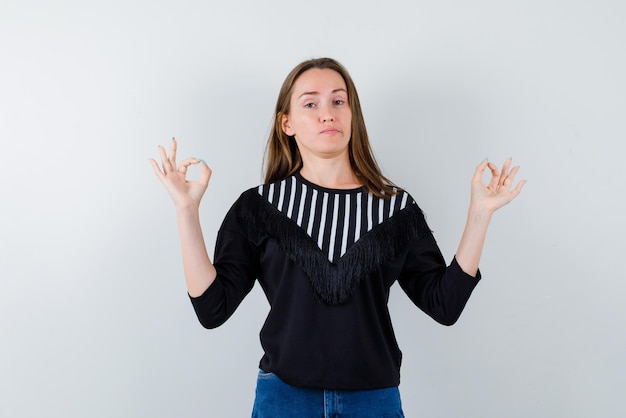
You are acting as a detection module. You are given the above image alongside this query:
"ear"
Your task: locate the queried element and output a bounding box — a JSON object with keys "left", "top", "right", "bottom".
{"left": 281, "top": 113, "right": 295, "bottom": 136}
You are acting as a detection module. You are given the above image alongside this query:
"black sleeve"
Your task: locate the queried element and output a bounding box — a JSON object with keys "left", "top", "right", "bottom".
{"left": 397, "top": 230, "right": 481, "bottom": 326}
{"left": 188, "top": 194, "right": 261, "bottom": 329}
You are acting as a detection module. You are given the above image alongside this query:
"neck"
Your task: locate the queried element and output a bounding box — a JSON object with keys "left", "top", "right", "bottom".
{"left": 299, "top": 156, "right": 361, "bottom": 189}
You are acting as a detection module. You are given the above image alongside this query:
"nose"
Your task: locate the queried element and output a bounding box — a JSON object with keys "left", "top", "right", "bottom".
{"left": 321, "top": 106, "right": 335, "bottom": 123}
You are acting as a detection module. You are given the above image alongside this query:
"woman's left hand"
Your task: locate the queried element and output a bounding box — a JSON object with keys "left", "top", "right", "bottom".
{"left": 470, "top": 158, "right": 526, "bottom": 214}
{"left": 454, "top": 159, "right": 526, "bottom": 276}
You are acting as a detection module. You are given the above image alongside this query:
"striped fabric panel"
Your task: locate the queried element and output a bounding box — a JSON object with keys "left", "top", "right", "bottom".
{"left": 258, "top": 176, "right": 414, "bottom": 263}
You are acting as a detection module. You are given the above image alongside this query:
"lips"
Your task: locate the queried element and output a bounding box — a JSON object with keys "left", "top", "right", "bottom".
{"left": 320, "top": 128, "right": 339, "bottom": 134}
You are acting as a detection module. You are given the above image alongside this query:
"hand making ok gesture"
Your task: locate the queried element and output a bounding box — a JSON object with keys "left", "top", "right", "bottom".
{"left": 469, "top": 158, "right": 526, "bottom": 214}
{"left": 150, "top": 138, "right": 212, "bottom": 211}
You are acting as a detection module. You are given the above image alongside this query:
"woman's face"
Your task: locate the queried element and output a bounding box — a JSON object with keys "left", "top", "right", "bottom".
{"left": 281, "top": 68, "right": 352, "bottom": 163}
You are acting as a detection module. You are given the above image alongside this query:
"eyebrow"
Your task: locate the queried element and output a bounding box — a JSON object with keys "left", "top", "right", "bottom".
{"left": 298, "top": 88, "right": 347, "bottom": 99}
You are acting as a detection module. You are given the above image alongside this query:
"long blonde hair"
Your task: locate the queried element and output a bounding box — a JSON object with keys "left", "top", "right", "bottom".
{"left": 263, "top": 57, "right": 396, "bottom": 198}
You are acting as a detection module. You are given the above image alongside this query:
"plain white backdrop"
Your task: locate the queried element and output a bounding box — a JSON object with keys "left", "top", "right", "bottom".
{"left": 1, "top": 1, "right": 624, "bottom": 417}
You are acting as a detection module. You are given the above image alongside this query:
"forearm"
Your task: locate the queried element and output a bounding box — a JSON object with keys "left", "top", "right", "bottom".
{"left": 176, "top": 205, "right": 217, "bottom": 297}
{"left": 455, "top": 205, "right": 494, "bottom": 277}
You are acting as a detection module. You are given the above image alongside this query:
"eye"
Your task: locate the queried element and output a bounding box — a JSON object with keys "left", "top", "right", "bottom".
{"left": 304, "top": 102, "right": 316, "bottom": 109}
{"left": 333, "top": 99, "right": 346, "bottom": 106}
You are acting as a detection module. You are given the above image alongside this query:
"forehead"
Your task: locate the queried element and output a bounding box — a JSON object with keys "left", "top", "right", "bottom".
{"left": 292, "top": 68, "right": 347, "bottom": 96}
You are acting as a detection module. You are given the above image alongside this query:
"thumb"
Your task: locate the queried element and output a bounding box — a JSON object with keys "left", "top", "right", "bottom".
{"left": 196, "top": 159, "right": 213, "bottom": 185}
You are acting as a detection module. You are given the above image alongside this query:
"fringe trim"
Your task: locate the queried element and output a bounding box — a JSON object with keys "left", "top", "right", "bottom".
{"left": 237, "top": 191, "right": 430, "bottom": 305}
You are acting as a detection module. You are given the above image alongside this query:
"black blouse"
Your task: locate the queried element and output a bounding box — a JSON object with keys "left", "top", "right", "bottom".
{"left": 190, "top": 174, "right": 480, "bottom": 390}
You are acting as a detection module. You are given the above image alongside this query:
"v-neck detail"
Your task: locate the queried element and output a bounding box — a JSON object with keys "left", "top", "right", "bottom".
{"left": 257, "top": 175, "right": 414, "bottom": 264}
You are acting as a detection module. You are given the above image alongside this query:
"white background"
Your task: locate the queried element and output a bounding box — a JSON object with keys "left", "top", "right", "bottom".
{"left": 1, "top": 1, "right": 624, "bottom": 417}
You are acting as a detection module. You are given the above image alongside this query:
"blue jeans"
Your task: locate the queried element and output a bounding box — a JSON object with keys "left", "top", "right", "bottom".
{"left": 251, "top": 370, "right": 405, "bottom": 418}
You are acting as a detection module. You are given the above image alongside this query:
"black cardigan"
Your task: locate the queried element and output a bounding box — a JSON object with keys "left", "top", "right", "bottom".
{"left": 189, "top": 175, "right": 480, "bottom": 390}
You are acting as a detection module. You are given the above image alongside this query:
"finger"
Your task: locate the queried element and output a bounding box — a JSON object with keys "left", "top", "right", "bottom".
{"left": 169, "top": 137, "right": 178, "bottom": 167}
{"left": 158, "top": 145, "right": 172, "bottom": 173}
{"left": 177, "top": 157, "right": 199, "bottom": 176}
{"left": 499, "top": 158, "right": 512, "bottom": 186}
{"left": 149, "top": 158, "right": 165, "bottom": 180}
{"left": 486, "top": 162, "right": 500, "bottom": 189}
{"left": 505, "top": 165, "right": 520, "bottom": 185}
{"left": 512, "top": 179, "right": 527, "bottom": 196}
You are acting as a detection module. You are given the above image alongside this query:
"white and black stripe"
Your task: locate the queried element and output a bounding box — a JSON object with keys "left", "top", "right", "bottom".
{"left": 258, "top": 174, "right": 414, "bottom": 263}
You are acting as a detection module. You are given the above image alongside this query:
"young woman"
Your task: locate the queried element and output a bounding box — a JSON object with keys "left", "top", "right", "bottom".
{"left": 150, "top": 57, "right": 525, "bottom": 417}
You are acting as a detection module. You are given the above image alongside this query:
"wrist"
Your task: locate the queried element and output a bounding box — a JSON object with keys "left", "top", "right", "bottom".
{"left": 467, "top": 203, "right": 494, "bottom": 224}
{"left": 175, "top": 203, "right": 200, "bottom": 218}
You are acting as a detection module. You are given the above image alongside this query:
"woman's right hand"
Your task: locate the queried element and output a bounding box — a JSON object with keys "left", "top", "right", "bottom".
{"left": 150, "top": 138, "right": 212, "bottom": 211}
